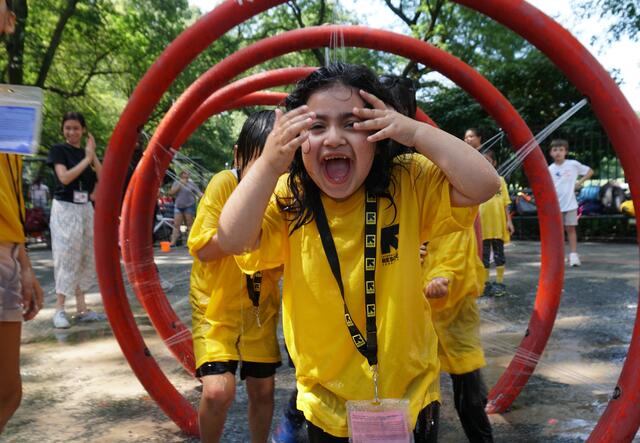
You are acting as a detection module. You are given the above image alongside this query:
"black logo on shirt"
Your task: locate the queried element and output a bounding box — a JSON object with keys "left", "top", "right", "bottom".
{"left": 381, "top": 224, "right": 399, "bottom": 265}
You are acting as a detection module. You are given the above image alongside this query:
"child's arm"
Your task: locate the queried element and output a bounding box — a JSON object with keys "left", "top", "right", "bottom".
{"left": 576, "top": 167, "right": 594, "bottom": 190}
{"left": 353, "top": 90, "right": 499, "bottom": 206}
{"left": 506, "top": 207, "right": 515, "bottom": 235}
{"left": 218, "top": 107, "right": 315, "bottom": 254}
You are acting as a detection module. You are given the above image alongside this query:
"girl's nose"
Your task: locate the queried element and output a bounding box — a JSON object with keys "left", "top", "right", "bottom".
{"left": 323, "top": 126, "right": 344, "bottom": 147}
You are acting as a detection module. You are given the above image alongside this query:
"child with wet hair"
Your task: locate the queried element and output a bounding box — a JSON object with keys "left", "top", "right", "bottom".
{"left": 218, "top": 63, "right": 499, "bottom": 442}
{"left": 188, "top": 110, "right": 281, "bottom": 443}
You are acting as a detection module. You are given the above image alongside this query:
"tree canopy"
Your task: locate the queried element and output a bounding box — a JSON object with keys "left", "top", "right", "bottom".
{"left": 1, "top": 0, "right": 632, "bottom": 185}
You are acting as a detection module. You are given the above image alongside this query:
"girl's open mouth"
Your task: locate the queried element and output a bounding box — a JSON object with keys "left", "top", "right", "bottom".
{"left": 323, "top": 155, "right": 351, "bottom": 184}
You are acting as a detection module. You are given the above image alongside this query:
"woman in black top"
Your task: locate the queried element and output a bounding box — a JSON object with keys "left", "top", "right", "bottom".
{"left": 47, "top": 112, "right": 102, "bottom": 329}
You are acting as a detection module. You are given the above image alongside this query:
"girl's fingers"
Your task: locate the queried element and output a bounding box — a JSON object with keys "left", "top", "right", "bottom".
{"left": 353, "top": 116, "right": 389, "bottom": 131}
{"left": 359, "top": 89, "right": 387, "bottom": 110}
{"left": 281, "top": 117, "right": 313, "bottom": 141}
{"left": 367, "top": 127, "right": 391, "bottom": 142}
{"left": 353, "top": 107, "right": 386, "bottom": 119}
{"left": 278, "top": 105, "right": 311, "bottom": 126}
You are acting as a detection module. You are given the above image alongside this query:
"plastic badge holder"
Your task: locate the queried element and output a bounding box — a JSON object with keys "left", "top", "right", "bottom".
{"left": 0, "top": 84, "right": 43, "bottom": 155}
{"left": 346, "top": 398, "right": 413, "bottom": 443}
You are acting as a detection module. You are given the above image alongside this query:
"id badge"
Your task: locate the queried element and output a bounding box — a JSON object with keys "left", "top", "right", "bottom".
{"left": 73, "top": 190, "right": 89, "bottom": 203}
{"left": 346, "top": 398, "right": 412, "bottom": 443}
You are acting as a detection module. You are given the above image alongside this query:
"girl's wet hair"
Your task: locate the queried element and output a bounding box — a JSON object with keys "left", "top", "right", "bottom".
{"left": 282, "top": 62, "right": 406, "bottom": 233}
{"left": 61, "top": 111, "right": 87, "bottom": 130}
{"left": 379, "top": 75, "right": 417, "bottom": 118}
{"left": 236, "top": 110, "right": 276, "bottom": 180}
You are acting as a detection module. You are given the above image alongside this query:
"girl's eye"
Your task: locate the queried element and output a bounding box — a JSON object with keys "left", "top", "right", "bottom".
{"left": 310, "top": 123, "right": 324, "bottom": 131}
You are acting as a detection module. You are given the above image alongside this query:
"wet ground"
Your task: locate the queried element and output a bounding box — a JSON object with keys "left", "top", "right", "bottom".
{"left": 4, "top": 240, "right": 640, "bottom": 442}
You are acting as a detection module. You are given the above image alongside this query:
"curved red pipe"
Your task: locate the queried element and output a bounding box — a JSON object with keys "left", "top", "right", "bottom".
{"left": 126, "top": 24, "right": 562, "bottom": 424}
{"left": 96, "top": 0, "right": 639, "bottom": 439}
{"left": 457, "top": 2, "right": 640, "bottom": 440}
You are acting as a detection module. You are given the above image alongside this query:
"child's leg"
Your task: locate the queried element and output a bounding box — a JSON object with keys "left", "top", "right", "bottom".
{"left": 563, "top": 210, "right": 579, "bottom": 254}
{"left": 566, "top": 225, "right": 578, "bottom": 254}
{"left": 493, "top": 240, "right": 505, "bottom": 284}
{"left": 481, "top": 240, "right": 491, "bottom": 280}
{"left": 245, "top": 374, "right": 275, "bottom": 442}
{"left": 241, "top": 361, "right": 279, "bottom": 442}
{"left": 0, "top": 322, "right": 22, "bottom": 433}
{"left": 450, "top": 370, "right": 494, "bottom": 442}
{"left": 198, "top": 363, "right": 237, "bottom": 443}
{"left": 413, "top": 401, "right": 440, "bottom": 443}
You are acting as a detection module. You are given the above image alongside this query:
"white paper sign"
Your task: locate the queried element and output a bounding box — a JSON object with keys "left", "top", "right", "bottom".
{"left": 0, "top": 84, "right": 43, "bottom": 155}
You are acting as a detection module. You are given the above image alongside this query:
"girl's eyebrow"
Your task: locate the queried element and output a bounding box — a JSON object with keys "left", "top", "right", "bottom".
{"left": 313, "top": 112, "right": 359, "bottom": 120}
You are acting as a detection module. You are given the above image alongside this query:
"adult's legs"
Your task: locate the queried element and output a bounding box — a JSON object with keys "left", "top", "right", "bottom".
{"left": 184, "top": 212, "right": 195, "bottom": 238}
{"left": 199, "top": 372, "right": 236, "bottom": 443}
{"left": 170, "top": 211, "right": 184, "bottom": 246}
{"left": 450, "top": 370, "right": 494, "bottom": 443}
{"left": 0, "top": 322, "right": 22, "bottom": 433}
{"left": 246, "top": 375, "right": 275, "bottom": 443}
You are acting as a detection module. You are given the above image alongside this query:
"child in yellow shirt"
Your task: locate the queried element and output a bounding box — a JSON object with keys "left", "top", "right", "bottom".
{"left": 217, "top": 63, "right": 499, "bottom": 441}
{"left": 478, "top": 150, "right": 514, "bottom": 297}
{"left": 188, "top": 110, "right": 281, "bottom": 442}
{"left": 424, "top": 228, "right": 494, "bottom": 442}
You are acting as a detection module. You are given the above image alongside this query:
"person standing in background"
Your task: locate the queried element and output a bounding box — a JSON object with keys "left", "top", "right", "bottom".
{"left": 169, "top": 169, "right": 199, "bottom": 247}
{"left": 47, "top": 111, "right": 102, "bottom": 329}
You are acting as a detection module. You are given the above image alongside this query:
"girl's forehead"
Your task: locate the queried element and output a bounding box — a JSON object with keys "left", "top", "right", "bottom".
{"left": 63, "top": 119, "right": 82, "bottom": 127}
{"left": 307, "top": 85, "right": 365, "bottom": 112}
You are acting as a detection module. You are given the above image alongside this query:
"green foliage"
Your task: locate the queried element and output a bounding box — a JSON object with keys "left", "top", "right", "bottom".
{"left": 577, "top": 0, "right": 640, "bottom": 41}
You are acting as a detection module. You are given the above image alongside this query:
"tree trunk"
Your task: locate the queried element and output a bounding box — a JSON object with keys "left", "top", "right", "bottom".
{"left": 5, "top": 0, "right": 27, "bottom": 84}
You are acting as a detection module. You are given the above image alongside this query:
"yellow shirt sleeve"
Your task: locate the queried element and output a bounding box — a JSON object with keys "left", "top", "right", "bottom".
{"left": 409, "top": 155, "right": 477, "bottom": 242}
{"left": 187, "top": 170, "right": 236, "bottom": 256}
{"left": 0, "top": 154, "right": 25, "bottom": 243}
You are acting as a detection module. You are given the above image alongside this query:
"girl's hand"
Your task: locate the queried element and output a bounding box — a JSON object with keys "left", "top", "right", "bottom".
{"left": 352, "top": 90, "right": 420, "bottom": 147}
{"left": 263, "top": 106, "right": 314, "bottom": 175}
{"left": 507, "top": 219, "right": 515, "bottom": 235}
{"left": 85, "top": 133, "right": 96, "bottom": 160}
{"left": 423, "top": 277, "right": 449, "bottom": 299}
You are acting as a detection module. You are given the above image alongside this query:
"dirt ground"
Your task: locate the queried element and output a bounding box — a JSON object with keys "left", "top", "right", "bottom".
{"left": 4, "top": 240, "right": 640, "bottom": 442}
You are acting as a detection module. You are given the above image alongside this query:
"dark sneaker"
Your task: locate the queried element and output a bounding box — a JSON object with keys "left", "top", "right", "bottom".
{"left": 272, "top": 414, "right": 306, "bottom": 443}
{"left": 482, "top": 282, "right": 494, "bottom": 297}
{"left": 492, "top": 283, "right": 508, "bottom": 297}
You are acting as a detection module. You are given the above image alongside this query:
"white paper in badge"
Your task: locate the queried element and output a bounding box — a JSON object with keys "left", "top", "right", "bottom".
{"left": 0, "top": 84, "right": 43, "bottom": 155}
{"left": 73, "top": 191, "right": 89, "bottom": 204}
{"left": 346, "top": 399, "right": 412, "bottom": 443}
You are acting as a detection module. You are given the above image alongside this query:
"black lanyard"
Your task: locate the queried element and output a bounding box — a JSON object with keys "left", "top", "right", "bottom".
{"left": 315, "top": 190, "right": 378, "bottom": 367}
{"left": 5, "top": 155, "right": 25, "bottom": 234}
{"left": 245, "top": 272, "right": 262, "bottom": 307}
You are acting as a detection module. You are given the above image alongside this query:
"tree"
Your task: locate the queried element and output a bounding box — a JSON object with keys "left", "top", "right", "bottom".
{"left": 578, "top": 0, "right": 640, "bottom": 41}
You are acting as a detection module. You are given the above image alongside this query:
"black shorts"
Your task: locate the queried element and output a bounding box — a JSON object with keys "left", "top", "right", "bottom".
{"left": 196, "top": 360, "right": 281, "bottom": 380}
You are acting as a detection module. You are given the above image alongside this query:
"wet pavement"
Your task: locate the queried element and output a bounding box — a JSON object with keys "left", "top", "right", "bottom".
{"left": 4, "top": 240, "right": 640, "bottom": 442}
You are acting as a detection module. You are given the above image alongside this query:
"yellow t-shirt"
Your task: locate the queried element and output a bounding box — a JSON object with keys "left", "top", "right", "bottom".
{"left": 424, "top": 228, "right": 486, "bottom": 374}
{"left": 479, "top": 176, "right": 510, "bottom": 242}
{"left": 188, "top": 170, "right": 281, "bottom": 369}
{"left": 0, "top": 154, "right": 25, "bottom": 243}
{"left": 237, "top": 154, "right": 476, "bottom": 437}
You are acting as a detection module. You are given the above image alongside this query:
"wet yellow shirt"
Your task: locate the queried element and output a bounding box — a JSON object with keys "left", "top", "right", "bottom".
{"left": 0, "top": 154, "right": 25, "bottom": 243}
{"left": 188, "top": 170, "right": 281, "bottom": 369}
{"left": 424, "top": 228, "right": 486, "bottom": 374}
{"left": 237, "top": 154, "right": 476, "bottom": 437}
{"left": 479, "top": 176, "right": 510, "bottom": 242}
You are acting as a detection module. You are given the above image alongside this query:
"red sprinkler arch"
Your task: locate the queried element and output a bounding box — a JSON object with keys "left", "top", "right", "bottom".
{"left": 95, "top": 1, "right": 640, "bottom": 440}
{"left": 121, "top": 23, "right": 563, "bottom": 433}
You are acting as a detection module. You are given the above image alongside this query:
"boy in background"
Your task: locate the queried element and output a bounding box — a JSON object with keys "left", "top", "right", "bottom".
{"left": 548, "top": 139, "right": 593, "bottom": 267}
